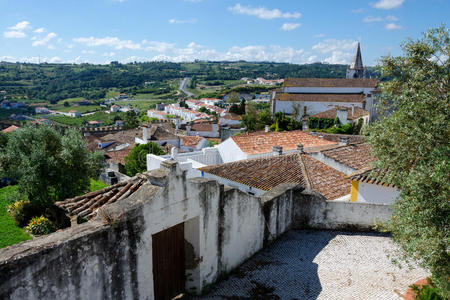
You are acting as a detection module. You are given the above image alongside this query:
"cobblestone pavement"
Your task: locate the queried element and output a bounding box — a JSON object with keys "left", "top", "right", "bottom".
{"left": 194, "top": 230, "right": 428, "bottom": 300}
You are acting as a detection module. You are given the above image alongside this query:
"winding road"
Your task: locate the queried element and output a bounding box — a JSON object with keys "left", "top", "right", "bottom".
{"left": 179, "top": 77, "right": 194, "bottom": 97}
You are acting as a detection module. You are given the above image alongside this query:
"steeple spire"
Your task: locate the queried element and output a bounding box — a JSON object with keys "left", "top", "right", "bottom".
{"left": 346, "top": 42, "right": 365, "bottom": 79}
{"left": 351, "top": 42, "right": 363, "bottom": 69}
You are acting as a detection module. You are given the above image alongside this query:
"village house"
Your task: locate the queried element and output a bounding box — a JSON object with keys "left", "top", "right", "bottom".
{"left": 68, "top": 110, "right": 81, "bottom": 118}
{"left": 200, "top": 148, "right": 350, "bottom": 199}
{"left": 217, "top": 129, "right": 337, "bottom": 163}
{"left": 1, "top": 125, "right": 19, "bottom": 133}
{"left": 348, "top": 168, "right": 400, "bottom": 205}
{"left": 135, "top": 125, "right": 181, "bottom": 149}
{"left": 309, "top": 105, "right": 370, "bottom": 125}
{"left": 186, "top": 123, "right": 220, "bottom": 138}
{"left": 110, "top": 105, "right": 120, "bottom": 113}
{"left": 164, "top": 104, "right": 211, "bottom": 122}
{"left": 219, "top": 112, "right": 242, "bottom": 126}
{"left": 180, "top": 135, "right": 210, "bottom": 152}
{"left": 147, "top": 109, "right": 169, "bottom": 120}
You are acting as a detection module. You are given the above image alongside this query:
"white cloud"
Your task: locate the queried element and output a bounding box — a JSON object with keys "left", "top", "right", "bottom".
{"left": 82, "top": 50, "right": 96, "bottom": 54}
{"left": 281, "top": 23, "right": 301, "bottom": 31}
{"left": 3, "top": 21, "right": 31, "bottom": 38}
{"left": 371, "top": 0, "right": 404, "bottom": 10}
{"left": 314, "top": 33, "right": 325, "bottom": 38}
{"left": 9, "top": 21, "right": 31, "bottom": 31}
{"left": 363, "top": 16, "right": 383, "bottom": 22}
{"left": 312, "top": 39, "right": 357, "bottom": 54}
{"left": 3, "top": 31, "right": 26, "bottom": 38}
{"left": 228, "top": 4, "right": 301, "bottom": 20}
{"left": 47, "top": 45, "right": 56, "bottom": 50}
{"left": 102, "top": 52, "right": 116, "bottom": 57}
{"left": 385, "top": 22, "right": 403, "bottom": 30}
{"left": 386, "top": 15, "right": 399, "bottom": 21}
{"left": 34, "top": 27, "right": 45, "bottom": 33}
{"left": 73, "top": 36, "right": 142, "bottom": 50}
{"left": 323, "top": 51, "right": 353, "bottom": 64}
{"left": 168, "top": 18, "right": 197, "bottom": 24}
{"left": 32, "top": 32, "right": 57, "bottom": 47}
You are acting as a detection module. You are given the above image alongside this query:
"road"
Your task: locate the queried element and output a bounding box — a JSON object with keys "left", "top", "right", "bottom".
{"left": 179, "top": 77, "right": 194, "bottom": 97}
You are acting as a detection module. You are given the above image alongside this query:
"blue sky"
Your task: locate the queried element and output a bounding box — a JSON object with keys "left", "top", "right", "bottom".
{"left": 1, "top": 0, "right": 448, "bottom": 65}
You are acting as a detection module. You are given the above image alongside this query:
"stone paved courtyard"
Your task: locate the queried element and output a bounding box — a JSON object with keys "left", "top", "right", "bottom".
{"left": 194, "top": 230, "right": 428, "bottom": 300}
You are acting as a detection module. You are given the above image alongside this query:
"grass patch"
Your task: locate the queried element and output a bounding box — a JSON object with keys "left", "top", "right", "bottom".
{"left": 0, "top": 186, "right": 31, "bottom": 248}
{"left": 89, "top": 179, "right": 108, "bottom": 192}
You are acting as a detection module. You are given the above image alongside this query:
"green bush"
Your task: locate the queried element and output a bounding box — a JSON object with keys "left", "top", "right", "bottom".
{"left": 8, "top": 199, "right": 39, "bottom": 227}
{"left": 26, "top": 216, "right": 56, "bottom": 235}
{"left": 411, "top": 279, "right": 443, "bottom": 300}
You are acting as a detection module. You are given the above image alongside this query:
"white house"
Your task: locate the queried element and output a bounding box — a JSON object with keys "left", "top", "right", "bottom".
{"left": 180, "top": 135, "right": 210, "bottom": 152}
{"left": 68, "top": 110, "right": 81, "bottom": 118}
{"left": 35, "top": 107, "right": 49, "bottom": 114}
{"left": 110, "top": 105, "right": 120, "bottom": 113}
{"left": 349, "top": 168, "right": 400, "bottom": 205}
{"left": 219, "top": 113, "right": 242, "bottom": 126}
{"left": 217, "top": 130, "right": 337, "bottom": 163}
{"left": 147, "top": 109, "right": 169, "bottom": 120}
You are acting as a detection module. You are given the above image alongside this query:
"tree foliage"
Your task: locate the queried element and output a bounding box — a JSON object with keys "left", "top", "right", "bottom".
{"left": 124, "top": 110, "right": 140, "bottom": 129}
{"left": 367, "top": 26, "right": 449, "bottom": 297}
{"left": 0, "top": 126, "right": 104, "bottom": 208}
{"left": 124, "top": 142, "right": 165, "bottom": 176}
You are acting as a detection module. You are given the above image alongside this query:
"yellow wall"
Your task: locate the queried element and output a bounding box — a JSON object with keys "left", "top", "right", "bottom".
{"left": 350, "top": 180, "right": 359, "bottom": 202}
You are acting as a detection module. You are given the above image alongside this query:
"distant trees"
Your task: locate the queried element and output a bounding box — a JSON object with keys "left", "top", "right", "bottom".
{"left": 124, "top": 142, "right": 165, "bottom": 176}
{"left": 367, "top": 26, "right": 449, "bottom": 298}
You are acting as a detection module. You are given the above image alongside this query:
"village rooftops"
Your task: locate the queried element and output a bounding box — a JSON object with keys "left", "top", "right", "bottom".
{"left": 283, "top": 78, "right": 378, "bottom": 88}
{"left": 200, "top": 153, "right": 350, "bottom": 200}
{"left": 55, "top": 177, "right": 145, "bottom": 221}
{"left": 320, "top": 142, "right": 375, "bottom": 170}
{"left": 274, "top": 93, "right": 365, "bottom": 103}
{"left": 231, "top": 130, "right": 336, "bottom": 155}
{"left": 181, "top": 135, "right": 206, "bottom": 147}
{"left": 221, "top": 112, "right": 242, "bottom": 120}
{"left": 310, "top": 106, "right": 369, "bottom": 120}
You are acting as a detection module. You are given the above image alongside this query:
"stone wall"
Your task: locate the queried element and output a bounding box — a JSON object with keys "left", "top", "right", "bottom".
{"left": 293, "top": 189, "right": 393, "bottom": 231}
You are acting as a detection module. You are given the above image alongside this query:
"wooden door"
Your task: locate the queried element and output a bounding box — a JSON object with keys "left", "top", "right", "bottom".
{"left": 152, "top": 222, "right": 185, "bottom": 300}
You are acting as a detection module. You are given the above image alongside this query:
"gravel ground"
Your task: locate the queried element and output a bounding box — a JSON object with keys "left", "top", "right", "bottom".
{"left": 194, "top": 230, "right": 428, "bottom": 300}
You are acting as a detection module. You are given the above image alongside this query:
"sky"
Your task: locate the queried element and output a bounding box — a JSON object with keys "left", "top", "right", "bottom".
{"left": 1, "top": 0, "right": 448, "bottom": 66}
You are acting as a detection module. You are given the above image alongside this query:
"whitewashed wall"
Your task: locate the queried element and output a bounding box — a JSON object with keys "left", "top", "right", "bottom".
{"left": 356, "top": 182, "right": 400, "bottom": 205}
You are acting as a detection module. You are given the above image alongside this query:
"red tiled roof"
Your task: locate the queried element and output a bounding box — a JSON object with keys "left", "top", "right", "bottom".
{"left": 2, "top": 125, "right": 19, "bottom": 133}
{"left": 274, "top": 93, "right": 365, "bottom": 103}
{"left": 190, "top": 123, "right": 214, "bottom": 132}
{"left": 283, "top": 78, "right": 378, "bottom": 88}
{"left": 321, "top": 142, "right": 375, "bottom": 170}
{"left": 105, "top": 148, "right": 132, "bottom": 165}
{"left": 56, "top": 177, "right": 145, "bottom": 221}
{"left": 181, "top": 135, "right": 205, "bottom": 147}
{"left": 200, "top": 153, "right": 350, "bottom": 200}
{"left": 310, "top": 106, "right": 369, "bottom": 120}
{"left": 348, "top": 167, "right": 395, "bottom": 188}
{"left": 231, "top": 130, "right": 337, "bottom": 155}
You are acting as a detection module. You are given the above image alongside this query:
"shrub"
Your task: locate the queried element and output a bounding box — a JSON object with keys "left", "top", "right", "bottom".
{"left": 411, "top": 279, "right": 443, "bottom": 300}
{"left": 26, "top": 216, "right": 56, "bottom": 235}
{"left": 8, "top": 199, "right": 39, "bottom": 227}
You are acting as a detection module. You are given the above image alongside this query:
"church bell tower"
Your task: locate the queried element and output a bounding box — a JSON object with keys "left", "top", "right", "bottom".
{"left": 346, "top": 42, "right": 365, "bottom": 79}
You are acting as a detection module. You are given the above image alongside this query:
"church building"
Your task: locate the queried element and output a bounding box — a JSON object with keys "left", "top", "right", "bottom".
{"left": 271, "top": 43, "right": 379, "bottom": 123}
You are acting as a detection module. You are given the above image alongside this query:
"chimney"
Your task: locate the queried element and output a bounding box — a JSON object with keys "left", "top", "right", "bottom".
{"left": 171, "top": 147, "right": 178, "bottom": 160}
{"left": 297, "top": 144, "right": 304, "bottom": 154}
{"left": 142, "top": 125, "right": 151, "bottom": 141}
{"left": 351, "top": 105, "right": 355, "bottom": 118}
{"left": 265, "top": 125, "right": 270, "bottom": 133}
{"left": 336, "top": 107, "right": 349, "bottom": 124}
{"left": 272, "top": 145, "right": 282, "bottom": 156}
{"left": 338, "top": 136, "right": 350, "bottom": 146}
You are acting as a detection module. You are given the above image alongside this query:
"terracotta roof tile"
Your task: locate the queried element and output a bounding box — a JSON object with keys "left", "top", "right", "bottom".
{"left": 2, "top": 125, "right": 19, "bottom": 133}
{"left": 101, "top": 129, "right": 140, "bottom": 145}
{"left": 105, "top": 148, "right": 132, "bottom": 165}
{"left": 283, "top": 78, "right": 378, "bottom": 88}
{"left": 200, "top": 153, "right": 350, "bottom": 200}
{"left": 221, "top": 113, "right": 242, "bottom": 121}
{"left": 56, "top": 177, "right": 145, "bottom": 221}
{"left": 231, "top": 130, "right": 337, "bottom": 155}
{"left": 321, "top": 143, "right": 375, "bottom": 170}
{"left": 274, "top": 93, "right": 365, "bottom": 103}
{"left": 348, "top": 167, "right": 395, "bottom": 188}
{"left": 181, "top": 135, "right": 205, "bottom": 147}
{"left": 310, "top": 106, "right": 369, "bottom": 120}
{"left": 190, "top": 123, "right": 214, "bottom": 132}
